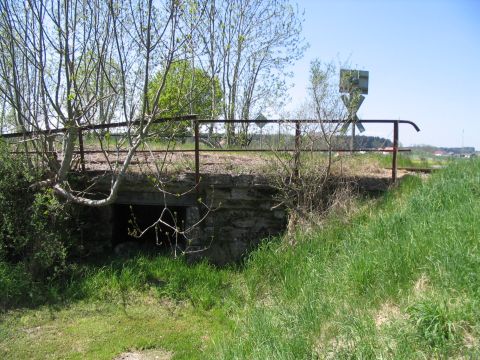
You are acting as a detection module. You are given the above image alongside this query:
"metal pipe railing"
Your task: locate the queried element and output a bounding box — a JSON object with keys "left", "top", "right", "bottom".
{"left": 1, "top": 116, "right": 420, "bottom": 183}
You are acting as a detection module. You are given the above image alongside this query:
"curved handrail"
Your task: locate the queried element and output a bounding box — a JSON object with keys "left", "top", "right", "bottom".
{"left": 0, "top": 117, "right": 420, "bottom": 138}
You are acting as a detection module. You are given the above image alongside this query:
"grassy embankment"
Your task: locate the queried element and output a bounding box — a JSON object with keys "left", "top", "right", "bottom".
{"left": 1, "top": 159, "right": 479, "bottom": 359}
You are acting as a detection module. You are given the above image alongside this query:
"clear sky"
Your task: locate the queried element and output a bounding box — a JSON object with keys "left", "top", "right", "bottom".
{"left": 288, "top": 0, "right": 480, "bottom": 149}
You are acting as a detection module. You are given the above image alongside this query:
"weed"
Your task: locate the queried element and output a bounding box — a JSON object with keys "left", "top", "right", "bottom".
{"left": 408, "top": 299, "right": 458, "bottom": 347}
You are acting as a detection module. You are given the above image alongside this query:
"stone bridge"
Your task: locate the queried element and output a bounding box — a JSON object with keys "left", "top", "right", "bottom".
{"left": 91, "top": 171, "right": 285, "bottom": 265}
{"left": 85, "top": 167, "right": 394, "bottom": 265}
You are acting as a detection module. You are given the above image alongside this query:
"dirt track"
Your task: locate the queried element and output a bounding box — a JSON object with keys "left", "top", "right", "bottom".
{"left": 69, "top": 150, "right": 409, "bottom": 180}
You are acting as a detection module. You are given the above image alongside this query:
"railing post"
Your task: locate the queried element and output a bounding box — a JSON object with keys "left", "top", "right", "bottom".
{"left": 78, "top": 128, "right": 86, "bottom": 172}
{"left": 392, "top": 120, "right": 399, "bottom": 183}
{"left": 194, "top": 116, "right": 200, "bottom": 187}
{"left": 294, "top": 120, "right": 301, "bottom": 179}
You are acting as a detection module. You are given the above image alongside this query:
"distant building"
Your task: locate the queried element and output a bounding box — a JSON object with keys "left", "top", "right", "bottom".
{"left": 379, "top": 146, "right": 394, "bottom": 155}
{"left": 433, "top": 150, "right": 447, "bottom": 157}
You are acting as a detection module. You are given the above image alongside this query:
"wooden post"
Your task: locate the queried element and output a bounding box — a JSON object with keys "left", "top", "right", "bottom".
{"left": 392, "top": 120, "right": 399, "bottom": 183}
{"left": 78, "top": 128, "right": 86, "bottom": 172}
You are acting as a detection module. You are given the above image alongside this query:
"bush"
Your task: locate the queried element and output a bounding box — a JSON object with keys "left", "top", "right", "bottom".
{"left": 0, "top": 142, "right": 76, "bottom": 289}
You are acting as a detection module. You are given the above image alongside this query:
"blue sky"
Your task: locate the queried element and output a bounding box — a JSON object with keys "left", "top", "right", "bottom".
{"left": 287, "top": 0, "right": 480, "bottom": 149}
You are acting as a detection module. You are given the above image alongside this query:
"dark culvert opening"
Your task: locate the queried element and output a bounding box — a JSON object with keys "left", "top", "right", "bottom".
{"left": 112, "top": 204, "right": 187, "bottom": 256}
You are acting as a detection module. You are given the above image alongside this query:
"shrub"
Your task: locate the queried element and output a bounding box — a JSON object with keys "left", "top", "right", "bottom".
{"left": 0, "top": 142, "right": 75, "bottom": 282}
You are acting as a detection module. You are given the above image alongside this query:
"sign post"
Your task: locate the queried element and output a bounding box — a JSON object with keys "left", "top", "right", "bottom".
{"left": 339, "top": 69, "right": 369, "bottom": 151}
{"left": 255, "top": 113, "right": 268, "bottom": 149}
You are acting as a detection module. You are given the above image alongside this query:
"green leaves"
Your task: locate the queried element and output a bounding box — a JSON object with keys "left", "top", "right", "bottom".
{"left": 147, "top": 60, "right": 222, "bottom": 138}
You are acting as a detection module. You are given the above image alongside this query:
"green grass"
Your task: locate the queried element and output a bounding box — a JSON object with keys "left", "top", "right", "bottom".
{"left": 0, "top": 257, "right": 237, "bottom": 359}
{"left": 0, "top": 301, "right": 227, "bottom": 359}
{"left": 1, "top": 159, "right": 479, "bottom": 359}
{"left": 375, "top": 152, "right": 449, "bottom": 168}
{"left": 215, "top": 158, "right": 480, "bottom": 358}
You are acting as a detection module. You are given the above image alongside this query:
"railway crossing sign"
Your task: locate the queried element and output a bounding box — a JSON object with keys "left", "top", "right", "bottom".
{"left": 339, "top": 69, "right": 369, "bottom": 149}
{"left": 340, "top": 93, "right": 365, "bottom": 133}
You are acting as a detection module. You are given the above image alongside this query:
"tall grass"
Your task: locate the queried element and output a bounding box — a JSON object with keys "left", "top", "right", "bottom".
{"left": 216, "top": 158, "right": 480, "bottom": 358}
{"left": 66, "top": 256, "right": 236, "bottom": 310}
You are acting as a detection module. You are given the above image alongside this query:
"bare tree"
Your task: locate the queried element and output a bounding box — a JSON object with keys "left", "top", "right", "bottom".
{"left": 269, "top": 60, "right": 350, "bottom": 239}
{"left": 309, "top": 59, "right": 348, "bottom": 172}
{"left": 194, "top": 0, "right": 306, "bottom": 146}
{"left": 0, "top": 0, "right": 194, "bottom": 206}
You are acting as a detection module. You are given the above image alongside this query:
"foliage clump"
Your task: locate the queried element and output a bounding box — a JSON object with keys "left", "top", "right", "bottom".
{"left": 0, "top": 143, "right": 88, "bottom": 308}
{"left": 147, "top": 60, "right": 223, "bottom": 139}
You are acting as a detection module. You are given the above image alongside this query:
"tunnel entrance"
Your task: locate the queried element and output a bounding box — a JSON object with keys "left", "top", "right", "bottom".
{"left": 111, "top": 204, "right": 187, "bottom": 256}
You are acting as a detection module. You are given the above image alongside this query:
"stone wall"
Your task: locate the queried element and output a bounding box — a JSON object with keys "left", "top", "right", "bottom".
{"left": 89, "top": 171, "right": 392, "bottom": 264}
{"left": 97, "top": 172, "right": 286, "bottom": 265}
{"left": 184, "top": 174, "right": 286, "bottom": 265}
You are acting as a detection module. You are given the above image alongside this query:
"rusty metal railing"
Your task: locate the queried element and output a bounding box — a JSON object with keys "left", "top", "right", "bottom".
{"left": 191, "top": 118, "right": 420, "bottom": 183}
{"left": 0, "top": 116, "right": 420, "bottom": 183}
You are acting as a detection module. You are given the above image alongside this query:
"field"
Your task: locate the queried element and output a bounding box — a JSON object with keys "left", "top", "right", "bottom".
{"left": 1, "top": 158, "right": 479, "bottom": 359}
